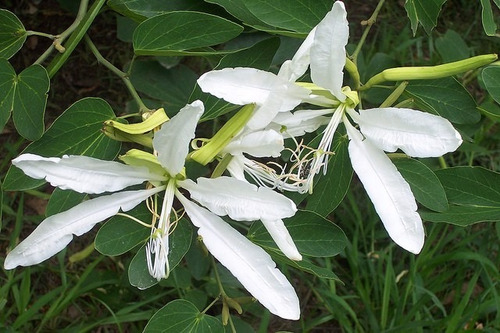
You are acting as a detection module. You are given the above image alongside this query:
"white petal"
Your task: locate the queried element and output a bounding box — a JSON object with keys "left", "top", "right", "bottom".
{"left": 223, "top": 129, "right": 284, "bottom": 158}
{"left": 345, "top": 121, "right": 424, "bottom": 254}
{"left": 270, "top": 109, "right": 332, "bottom": 138}
{"left": 278, "top": 27, "right": 316, "bottom": 82}
{"left": 179, "top": 176, "right": 297, "bottom": 221}
{"left": 12, "top": 154, "right": 163, "bottom": 194}
{"left": 197, "top": 68, "right": 310, "bottom": 129}
{"left": 4, "top": 187, "right": 164, "bottom": 269}
{"left": 153, "top": 100, "right": 204, "bottom": 175}
{"left": 355, "top": 107, "right": 463, "bottom": 157}
{"left": 226, "top": 155, "right": 246, "bottom": 181}
{"left": 176, "top": 192, "right": 300, "bottom": 320}
{"left": 310, "top": 1, "right": 348, "bottom": 101}
{"left": 261, "top": 219, "right": 302, "bottom": 261}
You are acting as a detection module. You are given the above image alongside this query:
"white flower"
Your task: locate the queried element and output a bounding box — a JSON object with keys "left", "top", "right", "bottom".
{"left": 5, "top": 101, "right": 300, "bottom": 320}
{"left": 197, "top": 1, "right": 463, "bottom": 254}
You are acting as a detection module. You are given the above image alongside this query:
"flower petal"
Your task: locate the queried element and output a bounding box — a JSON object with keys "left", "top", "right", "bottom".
{"left": 345, "top": 121, "right": 424, "bottom": 254}
{"left": 223, "top": 129, "right": 284, "bottom": 158}
{"left": 355, "top": 107, "right": 463, "bottom": 157}
{"left": 270, "top": 109, "right": 332, "bottom": 138}
{"left": 197, "top": 67, "right": 310, "bottom": 129}
{"left": 176, "top": 192, "right": 300, "bottom": 320}
{"left": 261, "top": 219, "right": 302, "bottom": 261}
{"left": 179, "top": 176, "right": 297, "bottom": 221}
{"left": 12, "top": 154, "right": 163, "bottom": 194}
{"left": 4, "top": 187, "right": 164, "bottom": 269}
{"left": 153, "top": 100, "right": 204, "bottom": 175}
{"left": 310, "top": 1, "right": 348, "bottom": 101}
{"left": 278, "top": 27, "right": 316, "bottom": 82}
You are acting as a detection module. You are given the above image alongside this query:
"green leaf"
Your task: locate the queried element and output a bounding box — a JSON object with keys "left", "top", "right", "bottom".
{"left": 3, "top": 98, "right": 121, "bottom": 191}
{"left": 249, "top": 210, "right": 347, "bottom": 258}
{"left": 420, "top": 206, "right": 500, "bottom": 225}
{"left": 436, "top": 167, "right": 500, "bottom": 207}
{"left": 422, "top": 167, "right": 500, "bottom": 226}
{"left": 478, "top": 100, "right": 500, "bottom": 122}
{"left": 143, "top": 299, "right": 223, "bottom": 333}
{"left": 435, "top": 30, "right": 470, "bottom": 63}
{"left": 404, "top": 0, "right": 447, "bottom": 35}
{"left": 392, "top": 157, "right": 448, "bottom": 212}
{"left": 0, "top": 59, "right": 15, "bottom": 132}
{"left": 0, "top": 61, "right": 49, "bottom": 140}
{"left": 128, "top": 219, "right": 193, "bottom": 289}
{"left": 244, "top": 0, "right": 333, "bottom": 34}
{"left": 482, "top": 66, "right": 500, "bottom": 105}
{"left": 133, "top": 12, "right": 243, "bottom": 56}
{"left": 404, "top": 77, "right": 479, "bottom": 124}
{"left": 306, "top": 135, "right": 352, "bottom": 217}
{"left": 12, "top": 64, "right": 50, "bottom": 140}
{"left": 108, "top": 0, "right": 208, "bottom": 22}
{"left": 480, "top": 0, "right": 498, "bottom": 36}
{"left": 0, "top": 9, "right": 27, "bottom": 59}
{"left": 46, "top": 189, "right": 86, "bottom": 216}
{"left": 95, "top": 204, "right": 151, "bottom": 256}
{"left": 130, "top": 62, "right": 197, "bottom": 117}
{"left": 205, "top": 0, "right": 271, "bottom": 27}
{"left": 216, "top": 37, "right": 280, "bottom": 71}
{"left": 128, "top": 245, "right": 158, "bottom": 289}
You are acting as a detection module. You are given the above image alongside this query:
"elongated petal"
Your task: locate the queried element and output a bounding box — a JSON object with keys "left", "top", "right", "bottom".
{"left": 355, "top": 107, "right": 463, "bottom": 157}
{"left": 310, "top": 1, "right": 348, "bottom": 101}
{"left": 223, "top": 129, "right": 284, "bottom": 158}
{"left": 153, "top": 100, "right": 204, "bottom": 176}
{"left": 261, "top": 219, "right": 302, "bottom": 261}
{"left": 197, "top": 68, "right": 310, "bottom": 129}
{"left": 4, "top": 187, "right": 164, "bottom": 269}
{"left": 345, "top": 121, "right": 424, "bottom": 254}
{"left": 278, "top": 27, "right": 316, "bottom": 82}
{"left": 179, "top": 176, "right": 297, "bottom": 221}
{"left": 226, "top": 155, "right": 246, "bottom": 181}
{"left": 12, "top": 154, "right": 163, "bottom": 194}
{"left": 176, "top": 192, "right": 300, "bottom": 320}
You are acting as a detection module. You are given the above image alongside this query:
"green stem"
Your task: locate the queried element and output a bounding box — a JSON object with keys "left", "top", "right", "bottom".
{"left": 85, "top": 35, "right": 150, "bottom": 113}
{"left": 46, "top": 0, "right": 105, "bottom": 78}
{"left": 351, "top": 0, "right": 386, "bottom": 64}
{"left": 379, "top": 81, "right": 408, "bottom": 108}
{"left": 34, "top": 0, "right": 89, "bottom": 65}
{"left": 26, "top": 31, "right": 56, "bottom": 39}
{"left": 345, "top": 57, "right": 361, "bottom": 89}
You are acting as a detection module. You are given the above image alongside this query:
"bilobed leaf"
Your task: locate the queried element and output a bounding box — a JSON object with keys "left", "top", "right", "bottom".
{"left": 3, "top": 98, "right": 121, "bottom": 191}
{"left": 404, "top": 0, "right": 447, "bottom": 35}
{"left": 404, "top": 77, "right": 479, "bottom": 124}
{"left": 482, "top": 66, "right": 500, "bottom": 105}
{"left": 0, "top": 61, "right": 49, "bottom": 140}
{"left": 128, "top": 245, "right": 158, "bottom": 289}
{"left": 393, "top": 157, "right": 448, "bottom": 212}
{"left": 306, "top": 135, "right": 352, "bottom": 217}
{"left": 478, "top": 100, "right": 500, "bottom": 122}
{"left": 245, "top": 0, "right": 333, "bottom": 34}
{"left": 0, "top": 9, "right": 27, "bottom": 59}
{"left": 133, "top": 12, "right": 243, "bottom": 56}
{"left": 480, "top": 0, "right": 498, "bottom": 36}
{"left": 249, "top": 210, "right": 347, "bottom": 257}
{"left": 12, "top": 64, "right": 49, "bottom": 140}
{"left": 0, "top": 59, "right": 15, "bottom": 132}
{"left": 143, "top": 299, "right": 223, "bottom": 333}
{"left": 205, "top": 0, "right": 271, "bottom": 27}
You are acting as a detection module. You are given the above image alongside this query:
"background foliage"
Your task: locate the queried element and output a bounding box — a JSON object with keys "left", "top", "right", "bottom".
{"left": 0, "top": 0, "right": 499, "bottom": 331}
